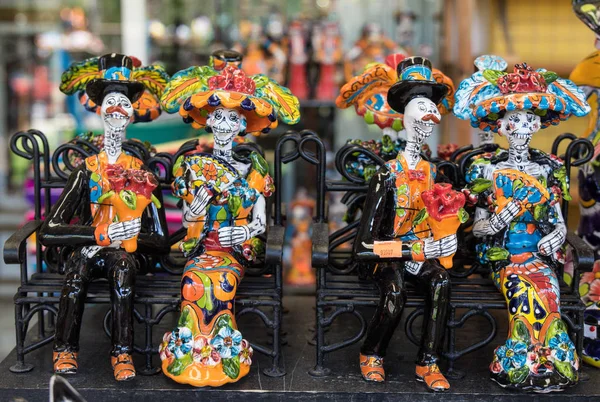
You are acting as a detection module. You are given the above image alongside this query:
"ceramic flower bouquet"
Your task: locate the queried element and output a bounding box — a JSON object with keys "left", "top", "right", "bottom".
{"left": 97, "top": 165, "right": 161, "bottom": 252}
{"left": 415, "top": 183, "right": 468, "bottom": 268}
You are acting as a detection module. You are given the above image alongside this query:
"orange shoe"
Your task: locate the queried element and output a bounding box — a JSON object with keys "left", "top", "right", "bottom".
{"left": 415, "top": 363, "right": 450, "bottom": 392}
{"left": 53, "top": 351, "right": 78, "bottom": 374}
{"left": 359, "top": 353, "right": 385, "bottom": 382}
{"left": 111, "top": 353, "right": 136, "bottom": 381}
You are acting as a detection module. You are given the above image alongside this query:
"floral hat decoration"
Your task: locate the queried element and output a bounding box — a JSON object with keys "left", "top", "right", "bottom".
{"left": 454, "top": 61, "right": 590, "bottom": 132}
{"left": 336, "top": 53, "right": 455, "bottom": 131}
{"left": 60, "top": 53, "right": 170, "bottom": 123}
{"left": 160, "top": 60, "right": 300, "bottom": 135}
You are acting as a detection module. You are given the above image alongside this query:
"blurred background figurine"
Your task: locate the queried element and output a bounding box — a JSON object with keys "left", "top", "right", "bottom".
{"left": 313, "top": 20, "right": 343, "bottom": 101}
{"left": 285, "top": 188, "right": 316, "bottom": 287}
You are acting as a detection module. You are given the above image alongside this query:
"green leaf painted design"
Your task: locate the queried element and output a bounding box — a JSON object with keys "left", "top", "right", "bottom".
{"left": 364, "top": 165, "right": 377, "bottom": 182}
{"left": 512, "top": 179, "right": 524, "bottom": 193}
{"left": 579, "top": 282, "right": 590, "bottom": 298}
{"left": 216, "top": 207, "right": 228, "bottom": 223}
{"left": 470, "top": 178, "right": 493, "bottom": 194}
{"left": 553, "top": 166, "right": 572, "bottom": 201}
{"left": 151, "top": 194, "right": 162, "bottom": 208}
{"left": 119, "top": 190, "right": 137, "bottom": 210}
{"left": 413, "top": 209, "right": 428, "bottom": 226}
{"left": 398, "top": 184, "right": 409, "bottom": 194}
{"left": 228, "top": 195, "right": 242, "bottom": 216}
{"left": 222, "top": 356, "right": 241, "bottom": 379}
{"left": 540, "top": 71, "right": 559, "bottom": 84}
{"left": 397, "top": 208, "right": 406, "bottom": 218}
{"left": 391, "top": 118, "right": 404, "bottom": 131}
{"left": 172, "top": 155, "right": 184, "bottom": 176}
{"left": 97, "top": 190, "right": 114, "bottom": 204}
{"left": 555, "top": 360, "right": 577, "bottom": 381}
{"left": 250, "top": 151, "right": 269, "bottom": 176}
{"left": 363, "top": 110, "right": 375, "bottom": 124}
{"left": 533, "top": 204, "right": 547, "bottom": 221}
{"left": 91, "top": 172, "right": 101, "bottom": 182}
{"left": 212, "top": 315, "right": 234, "bottom": 338}
{"left": 411, "top": 242, "right": 423, "bottom": 255}
{"left": 545, "top": 319, "right": 568, "bottom": 345}
{"left": 458, "top": 208, "right": 469, "bottom": 224}
{"left": 512, "top": 319, "right": 530, "bottom": 342}
{"left": 181, "top": 238, "right": 198, "bottom": 253}
{"left": 508, "top": 366, "right": 529, "bottom": 385}
{"left": 482, "top": 69, "right": 507, "bottom": 85}
{"left": 486, "top": 247, "right": 509, "bottom": 262}
{"left": 168, "top": 353, "right": 193, "bottom": 376}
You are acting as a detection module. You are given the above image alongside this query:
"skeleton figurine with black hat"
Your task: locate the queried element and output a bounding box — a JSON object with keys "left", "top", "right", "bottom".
{"left": 39, "top": 53, "right": 169, "bottom": 382}
{"left": 353, "top": 56, "right": 465, "bottom": 391}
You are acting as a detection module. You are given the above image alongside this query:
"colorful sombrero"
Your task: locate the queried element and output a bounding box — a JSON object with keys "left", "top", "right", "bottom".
{"left": 454, "top": 61, "right": 590, "bottom": 132}
{"left": 161, "top": 63, "right": 300, "bottom": 135}
{"left": 60, "top": 53, "right": 170, "bottom": 123}
{"left": 335, "top": 54, "right": 454, "bottom": 131}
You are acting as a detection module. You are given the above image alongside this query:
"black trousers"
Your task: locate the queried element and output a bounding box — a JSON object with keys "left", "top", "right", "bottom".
{"left": 53, "top": 248, "right": 138, "bottom": 356}
{"left": 360, "top": 260, "right": 450, "bottom": 365}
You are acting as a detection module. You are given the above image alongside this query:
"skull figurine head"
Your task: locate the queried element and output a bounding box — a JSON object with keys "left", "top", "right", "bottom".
{"left": 206, "top": 107, "right": 247, "bottom": 147}
{"left": 497, "top": 110, "right": 540, "bottom": 151}
{"left": 403, "top": 97, "right": 441, "bottom": 145}
{"left": 101, "top": 92, "right": 133, "bottom": 131}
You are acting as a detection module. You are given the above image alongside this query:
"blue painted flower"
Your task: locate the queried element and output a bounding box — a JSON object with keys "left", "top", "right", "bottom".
{"left": 211, "top": 326, "right": 243, "bottom": 359}
{"left": 549, "top": 332, "right": 575, "bottom": 362}
{"left": 496, "top": 339, "right": 528, "bottom": 372}
{"left": 167, "top": 327, "right": 193, "bottom": 359}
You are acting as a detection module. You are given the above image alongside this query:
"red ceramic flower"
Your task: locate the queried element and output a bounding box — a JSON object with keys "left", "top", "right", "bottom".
{"left": 421, "top": 183, "right": 466, "bottom": 221}
{"left": 208, "top": 66, "right": 256, "bottom": 94}
{"left": 497, "top": 63, "right": 548, "bottom": 94}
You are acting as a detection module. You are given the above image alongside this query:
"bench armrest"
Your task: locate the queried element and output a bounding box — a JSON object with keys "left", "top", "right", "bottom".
{"left": 3, "top": 220, "right": 43, "bottom": 264}
{"left": 566, "top": 230, "right": 594, "bottom": 273}
{"left": 265, "top": 225, "right": 285, "bottom": 266}
{"left": 312, "top": 222, "right": 329, "bottom": 269}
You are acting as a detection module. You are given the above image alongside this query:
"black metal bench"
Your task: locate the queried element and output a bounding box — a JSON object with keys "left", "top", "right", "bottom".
{"left": 304, "top": 132, "right": 596, "bottom": 378}
{"left": 3, "top": 129, "right": 286, "bottom": 377}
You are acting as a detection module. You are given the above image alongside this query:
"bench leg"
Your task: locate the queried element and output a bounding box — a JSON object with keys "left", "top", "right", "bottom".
{"left": 263, "top": 304, "right": 286, "bottom": 377}
{"left": 308, "top": 304, "right": 330, "bottom": 377}
{"left": 10, "top": 303, "right": 34, "bottom": 373}
{"left": 444, "top": 306, "right": 465, "bottom": 380}
{"left": 139, "top": 304, "right": 160, "bottom": 376}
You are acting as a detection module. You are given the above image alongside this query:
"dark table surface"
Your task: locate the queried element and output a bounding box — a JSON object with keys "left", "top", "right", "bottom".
{"left": 1, "top": 295, "right": 599, "bottom": 401}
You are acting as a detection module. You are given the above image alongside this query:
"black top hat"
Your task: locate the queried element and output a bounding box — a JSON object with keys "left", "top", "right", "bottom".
{"left": 210, "top": 49, "right": 243, "bottom": 71}
{"left": 387, "top": 56, "right": 448, "bottom": 114}
{"left": 85, "top": 53, "right": 145, "bottom": 105}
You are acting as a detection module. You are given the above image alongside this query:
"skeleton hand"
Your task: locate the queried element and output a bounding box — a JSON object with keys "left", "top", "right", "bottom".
{"left": 538, "top": 227, "right": 566, "bottom": 256}
{"left": 81, "top": 245, "right": 102, "bottom": 259}
{"left": 187, "top": 187, "right": 212, "bottom": 218}
{"left": 423, "top": 234, "right": 457, "bottom": 259}
{"left": 218, "top": 226, "right": 251, "bottom": 247}
{"left": 487, "top": 200, "right": 521, "bottom": 234}
{"left": 107, "top": 218, "right": 141, "bottom": 242}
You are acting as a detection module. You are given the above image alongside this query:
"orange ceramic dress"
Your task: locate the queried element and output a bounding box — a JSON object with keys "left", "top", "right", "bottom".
{"left": 159, "top": 152, "right": 273, "bottom": 387}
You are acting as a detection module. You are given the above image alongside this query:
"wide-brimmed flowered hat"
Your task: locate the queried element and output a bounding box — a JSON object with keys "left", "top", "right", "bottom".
{"left": 161, "top": 62, "right": 300, "bottom": 135}
{"left": 336, "top": 54, "right": 454, "bottom": 130}
{"left": 387, "top": 56, "right": 450, "bottom": 114}
{"left": 60, "top": 53, "right": 170, "bottom": 123}
{"left": 454, "top": 61, "right": 590, "bottom": 132}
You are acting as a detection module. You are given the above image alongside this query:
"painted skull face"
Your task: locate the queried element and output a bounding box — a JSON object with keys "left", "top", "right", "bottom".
{"left": 207, "top": 107, "right": 245, "bottom": 147}
{"left": 498, "top": 110, "right": 540, "bottom": 150}
{"left": 403, "top": 97, "right": 441, "bottom": 144}
{"left": 101, "top": 92, "right": 133, "bottom": 130}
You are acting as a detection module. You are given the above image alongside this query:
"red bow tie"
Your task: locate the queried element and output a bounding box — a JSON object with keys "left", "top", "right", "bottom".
{"left": 408, "top": 170, "right": 425, "bottom": 181}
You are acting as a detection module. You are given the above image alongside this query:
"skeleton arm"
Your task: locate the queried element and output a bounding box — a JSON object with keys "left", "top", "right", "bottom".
{"left": 537, "top": 203, "right": 566, "bottom": 256}
{"left": 472, "top": 201, "right": 521, "bottom": 237}
{"left": 218, "top": 194, "right": 267, "bottom": 247}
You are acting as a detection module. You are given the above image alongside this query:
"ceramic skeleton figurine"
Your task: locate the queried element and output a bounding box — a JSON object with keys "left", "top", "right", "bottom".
{"left": 456, "top": 61, "right": 590, "bottom": 392}
{"left": 183, "top": 107, "right": 267, "bottom": 247}
{"left": 39, "top": 54, "right": 168, "bottom": 382}
{"left": 158, "top": 60, "right": 299, "bottom": 387}
{"left": 353, "top": 57, "right": 463, "bottom": 392}
{"left": 335, "top": 53, "right": 455, "bottom": 182}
